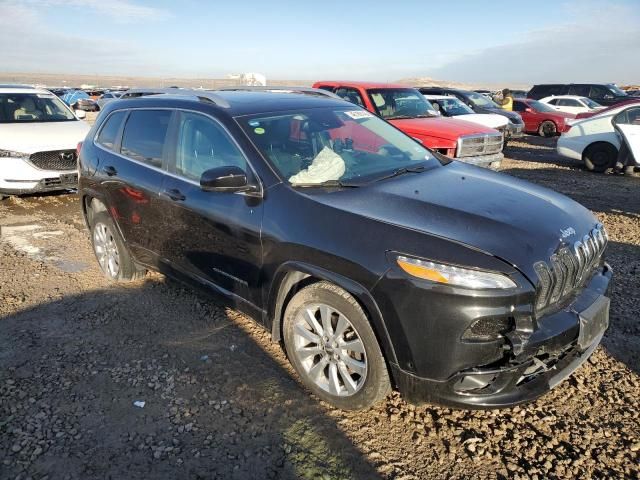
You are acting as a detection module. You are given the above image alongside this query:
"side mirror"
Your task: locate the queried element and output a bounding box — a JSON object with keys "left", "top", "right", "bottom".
{"left": 75, "top": 109, "right": 86, "bottom": 119}
{"left": 525, "top": 108, "right": 533, "bottom": 113}
{"left": 200, "top": 165, "right": 252, "bottom": 193}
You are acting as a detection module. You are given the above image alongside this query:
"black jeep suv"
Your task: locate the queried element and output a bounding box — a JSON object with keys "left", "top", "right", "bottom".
{"left": 78, "top": 90, "right": 612, "bottom": 410}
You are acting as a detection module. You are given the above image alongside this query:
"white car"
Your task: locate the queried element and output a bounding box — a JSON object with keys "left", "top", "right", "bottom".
{"left": 539, "top": 95, "right": 604, "bottom": 115}
{"left": 557, "top": 101, "right": 640, "bottom": 171}
{"left": 0, "top": 86, "right": 90, "bottom": 198}
{"left": 423, "top": 95, "right": 509, "bottom": 131}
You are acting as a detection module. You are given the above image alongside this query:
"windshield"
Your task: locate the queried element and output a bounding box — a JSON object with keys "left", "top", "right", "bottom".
{"left": 240, "top": 107, "right": 439, "bottom": 185}
{"left": 528, "top": 100, "right": 557, "bottom": 113}
{"left": 608, "top": 84, "right": 628, "bottom": 96}
{"left": 366, "top": 88, "right": 437, "bottom": 120}
{"left": 581, "top": 97, "right": 601, "bottom": 109}
{"left": 0, "top": 93, "right": 77, "bottom": 123}
{"left": 433, "top": 97, "right": 474, "bottom": 116}
{"left": 465, "top": 91, "right": 500, "bottom": 108}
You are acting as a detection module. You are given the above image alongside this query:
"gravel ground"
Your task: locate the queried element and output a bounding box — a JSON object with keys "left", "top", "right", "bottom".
{"left": 0, "top": 135, "right": 638, "bottom": 480}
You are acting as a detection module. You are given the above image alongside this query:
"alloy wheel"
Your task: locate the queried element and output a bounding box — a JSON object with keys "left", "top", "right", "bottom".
{"left": 93, "top": 222, "right": 120, "bottom": 278}
{"left": 291, "top": 303, "right": 367, "bottom": 397}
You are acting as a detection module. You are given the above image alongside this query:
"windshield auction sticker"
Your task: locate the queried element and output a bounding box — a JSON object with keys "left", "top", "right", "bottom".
{"left": 343, "top": 110, "right": 374, "bottom": 119}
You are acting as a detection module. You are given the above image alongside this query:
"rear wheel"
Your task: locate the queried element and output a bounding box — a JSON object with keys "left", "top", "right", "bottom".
{"left": 538, "top": 120, "right": 557, "bottom": 137}
{"left": 90, "top": 211, "right": 145, "bottom": 281}
{"left": 283, "top": 281, "right": 390, "bottom": 410}
{"left": 583, "top": 143, "right": 617, "bottom": 172}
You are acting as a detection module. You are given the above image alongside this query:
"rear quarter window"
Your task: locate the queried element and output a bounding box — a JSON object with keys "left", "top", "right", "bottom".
{"left": 96, "top": 110, "right": 126, "bottom": 150}
{"left": 121, "top": 109, "right": 172, "bottom": 168}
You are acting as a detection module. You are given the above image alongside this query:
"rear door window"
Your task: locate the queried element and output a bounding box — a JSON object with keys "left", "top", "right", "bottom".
{"left": 568, "top": 85, "right": 590, "bottom": 96}
{"left": 558, "top": 99, "right": 580, "bottom": 107}
{"left": 96, "top": 110, "right": 126, "bottom": 150}
{"left": 120, "top": 109, "right": 172, "bottom": 168}
{"left": 513, "top": 101, "right": 527, "bottom": 112}
{"left": 335, "top": 88, "right": 365, "bottom": 107}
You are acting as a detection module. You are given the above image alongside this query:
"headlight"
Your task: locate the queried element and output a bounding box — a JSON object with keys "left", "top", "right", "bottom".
{"left": 396, "top": 255, "right": 516, "bottom": 289}
{"left": 0, "top": 149, "right": 30, "bottom": 159}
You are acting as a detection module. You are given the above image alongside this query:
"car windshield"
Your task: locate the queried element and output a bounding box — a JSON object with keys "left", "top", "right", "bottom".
{"left": 434, "top": 97, "right": 474, "bottom": 116}
{"left": 0, "top": 93, "right": 77, "bottom": 123}
{"left": 528, "top": 100, "right": 557, "bottom": 113}
{"left": 465, "top": 91, "right": 500, "bottom": 108}
{"left": 240, "top": 107, "right": 439, "bottom": 186}
{"left": 366, "top": 88, "right": 437, "bottom": 120}
{"left": 608, "top": 84, "right": 628, "bottom": 96}
{"left": 581, "top": 97, "right": 601, "bottom": 109}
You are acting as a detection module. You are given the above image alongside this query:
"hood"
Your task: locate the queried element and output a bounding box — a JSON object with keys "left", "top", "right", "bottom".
{"left": 312, "top": 162, "right": 598, "bottom": 283}
{"left": 0, "top": 121, "right": 90, "bottom": 154}
{"left": 390, "top": 117, "right": 497, "bottom": 140}
{"left": 479, "top": 106, "right": 522, "bottom": 121}
{"left": 454, "top": 113, "right": 508, "bottom": 130}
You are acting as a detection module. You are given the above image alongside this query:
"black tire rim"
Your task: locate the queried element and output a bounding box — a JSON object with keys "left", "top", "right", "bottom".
{"left": 542, "top": 122, "right": 556, "bottom": 136}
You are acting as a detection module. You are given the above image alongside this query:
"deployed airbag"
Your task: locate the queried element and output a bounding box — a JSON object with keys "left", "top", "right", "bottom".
{"left": 289, "top": 147, "right": 346, "bottom": 184}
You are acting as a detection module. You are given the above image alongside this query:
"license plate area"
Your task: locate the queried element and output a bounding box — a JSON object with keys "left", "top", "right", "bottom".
{"left": 577, "top": 296, "right": 610, "bottom": 350}
{"left": 59, "top": 173, "right": 78, "bottom": 185}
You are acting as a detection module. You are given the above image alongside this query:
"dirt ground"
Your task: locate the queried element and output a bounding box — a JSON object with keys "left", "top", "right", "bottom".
{"left": 1, "top": 135, "right": 638, "bottom": 480}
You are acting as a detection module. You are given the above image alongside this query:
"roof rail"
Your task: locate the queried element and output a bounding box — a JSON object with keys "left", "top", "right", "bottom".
{"left": 213, "top": 86, "right": 340, "bottom": 99}
{"left": 128, "top": 88, "right": 231, "bottom": 109}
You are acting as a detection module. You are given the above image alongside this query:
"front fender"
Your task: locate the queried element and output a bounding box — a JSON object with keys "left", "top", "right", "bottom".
{"left": 266, "top": 261, "right": 398, "bottom": 366}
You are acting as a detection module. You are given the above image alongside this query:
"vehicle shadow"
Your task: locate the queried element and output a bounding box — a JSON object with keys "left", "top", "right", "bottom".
{"left": 0, "top": 279, "right": 383, "bottom": 480}
{"left": 504, "top": 136, "right": 584, "bottom": 168}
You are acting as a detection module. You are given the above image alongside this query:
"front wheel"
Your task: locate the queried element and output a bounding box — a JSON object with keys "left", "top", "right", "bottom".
{"left": 538, "top": 120, "right": 557, "bottom": 137}
{"left": 283, "top": 281, "right": 390, "bottom": 410}
{"left": 90, "top": 211, "right": 145, "bottom": 281}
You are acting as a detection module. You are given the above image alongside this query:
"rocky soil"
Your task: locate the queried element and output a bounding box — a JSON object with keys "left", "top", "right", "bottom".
{"left": 0, "top": 137, "right": 638, "bottom": 479}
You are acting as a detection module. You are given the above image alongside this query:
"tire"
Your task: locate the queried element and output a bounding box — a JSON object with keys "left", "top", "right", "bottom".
{"left": 538, "top": 120, "right": 557, "bottom": 137}
{"left": 583, "top": 143, "right": 618, "bottom": 173}
{"left": 283, "top": 281, "right": 390, "bottom": 410}
{"left": 89, "top": 210, "right": 145, "bottom": 281}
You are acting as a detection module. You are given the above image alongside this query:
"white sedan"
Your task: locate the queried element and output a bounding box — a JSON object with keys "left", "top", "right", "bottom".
{"left": 539, "top": 95, "right": 604, "bottom": 115}
{"left": 557, "top": 101, "right": 640, "bottom": 171}
{"left": 0, "top": 86, "right": 90, "bottom": 198}
{"left": 423, "top": 95, "right": 509, "bottom": 131}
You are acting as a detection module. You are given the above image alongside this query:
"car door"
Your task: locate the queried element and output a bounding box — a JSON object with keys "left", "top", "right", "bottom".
{"left": 513, "top": 100, "right": 534, "bottom": 131}
{"left": 158, "top": 110, "right": 263, "bottom": 304}
{"left": 95, "top": 108, "right": 172, "bottom": 265}
{"left": 614, "top": 106, "right": 640, "bottom": 165}
{"left": 557, "top": 99, "right": 582, "bottom": 114}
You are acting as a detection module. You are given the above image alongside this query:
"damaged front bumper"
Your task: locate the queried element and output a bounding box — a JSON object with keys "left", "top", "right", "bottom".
{"left": 380, "top": 263, "right": 613, "bottom": 409}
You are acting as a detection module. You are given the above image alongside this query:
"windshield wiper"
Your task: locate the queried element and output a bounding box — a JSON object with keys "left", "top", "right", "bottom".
{"left": 371, "top": 165, "right": 427, "bottom": 183}
{"left": 385, "top": 115, "right": 414, "bottom": 120}
{"left": 291, "top": 179, "right": 361, "bottom": 188}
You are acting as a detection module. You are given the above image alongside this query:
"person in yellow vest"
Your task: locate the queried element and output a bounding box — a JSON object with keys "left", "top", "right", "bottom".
{"left": 496, "top": 88, "right": 513, "bottom": 111}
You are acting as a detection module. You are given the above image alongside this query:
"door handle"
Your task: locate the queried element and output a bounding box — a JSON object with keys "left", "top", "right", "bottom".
{"left": 160, "top": 188, "right": 186, "bottom": 202}
{"left": 102, "top": 165, "right": 117, "bottom": 176}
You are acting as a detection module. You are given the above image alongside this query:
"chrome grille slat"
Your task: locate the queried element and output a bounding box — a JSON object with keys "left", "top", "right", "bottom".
{"left": 534, "top": 224, "right": 607, "bottom": 312}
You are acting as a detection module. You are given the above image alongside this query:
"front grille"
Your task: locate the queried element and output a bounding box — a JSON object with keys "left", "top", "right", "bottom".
{"left": 534, "top": 223, "right": 608, "bottom": 312}
{"left": 457, "top": 133, "right": 503, "bottom": 158}
{"left": 28, "top": 150, "right": 77, "bottom": 171}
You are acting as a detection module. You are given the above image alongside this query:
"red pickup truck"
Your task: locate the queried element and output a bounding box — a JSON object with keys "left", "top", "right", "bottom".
{"left": 312, "top": 81, "right": 504, "bottom": 169}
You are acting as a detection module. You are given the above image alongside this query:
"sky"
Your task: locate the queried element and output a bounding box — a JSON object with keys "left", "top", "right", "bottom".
{"left": 0, "top": 0, "right": 638, "bottom": 85}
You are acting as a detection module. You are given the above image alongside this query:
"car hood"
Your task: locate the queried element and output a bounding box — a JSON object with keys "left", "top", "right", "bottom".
{"left": 314, "top": 162, "right": 598, "bottom": 283}
{"left": 390, "top": 117, "right": 497, "bottom": 140}
{"left": 454, "top": 113, "right": 508, "bottom": 130}
{"left": 0, "top": 121, "right": 90, "bottom": 153}
{"left": 478, "top": 107, "right": 522, "bottom": 121}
